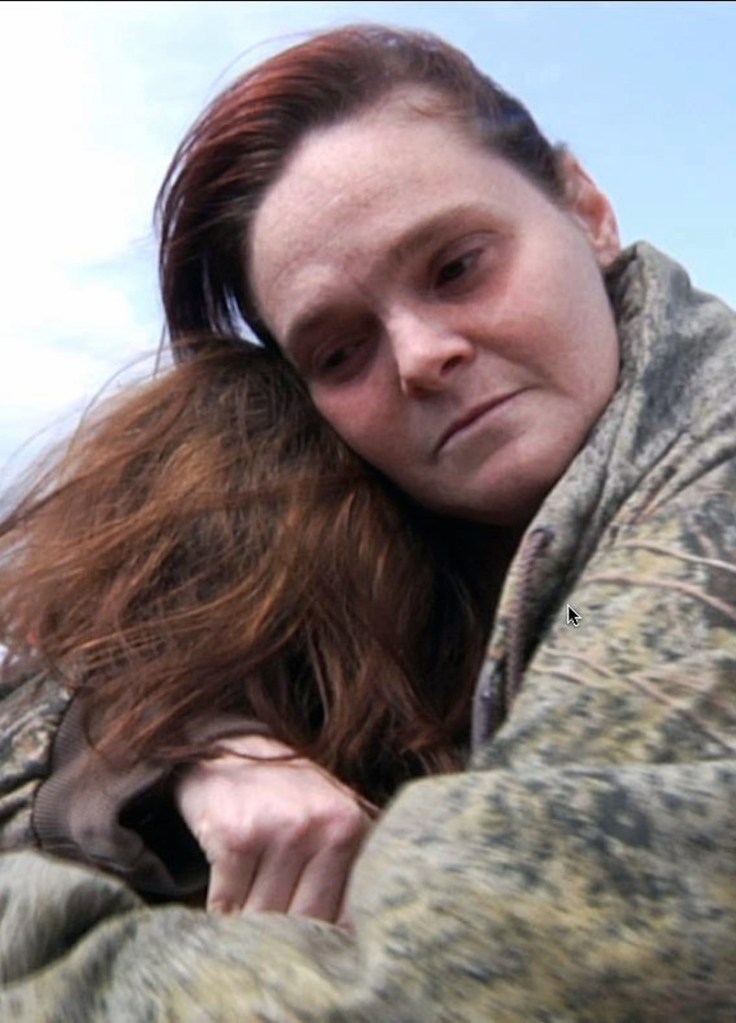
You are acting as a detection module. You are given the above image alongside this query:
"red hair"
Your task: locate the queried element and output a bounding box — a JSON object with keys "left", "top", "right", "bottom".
{"left": 0, "top": 346, "right": 490, "bottom": 802}
{"left": 157, "top": 24, "right": 564, "bottom": 356}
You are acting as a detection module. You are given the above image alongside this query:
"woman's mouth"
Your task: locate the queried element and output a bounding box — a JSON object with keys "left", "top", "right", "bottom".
{"left": 436, "top": 391, "right": 522, "bottom": 454}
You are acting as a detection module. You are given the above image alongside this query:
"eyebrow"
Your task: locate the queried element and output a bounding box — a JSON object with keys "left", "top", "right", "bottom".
{"left": 283, "top": 306, "right": 352, "bottom": 359}
{"left": 282, "top": 201, "right": 487, "bottom": 353}
{"left": 387, "top": 202, "right": 485, "bottom": 267}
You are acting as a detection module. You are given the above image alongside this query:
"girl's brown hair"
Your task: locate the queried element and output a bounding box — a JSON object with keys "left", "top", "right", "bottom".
{"left": 0, "top": 345, "right": 488, "bottom": 802}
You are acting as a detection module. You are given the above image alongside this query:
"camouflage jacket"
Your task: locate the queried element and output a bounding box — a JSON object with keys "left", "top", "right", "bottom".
{"left": 0, "top": 243, "right": 734, "bottom": 1020}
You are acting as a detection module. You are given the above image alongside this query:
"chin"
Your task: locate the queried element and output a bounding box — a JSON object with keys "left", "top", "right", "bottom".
{"left": 456, "top": 463, "right": 559, "bottom": 526}
{"left": 405, "top": 444, "right": 566, "bottom": 526}
{"left": 424, "top": 482, "right": 547, "bottom": 528}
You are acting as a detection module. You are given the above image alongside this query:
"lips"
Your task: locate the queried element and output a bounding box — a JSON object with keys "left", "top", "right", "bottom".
{"left": 436, "top": 392, "right": 520, "bottom": 453}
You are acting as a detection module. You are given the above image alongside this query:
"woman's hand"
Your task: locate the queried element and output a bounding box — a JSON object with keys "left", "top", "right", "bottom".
{"left": 175, "top": 735, "right": 375, "bottom": 923}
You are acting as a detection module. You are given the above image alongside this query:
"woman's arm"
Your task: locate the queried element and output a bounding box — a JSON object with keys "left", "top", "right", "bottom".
{"left": 2, "top": 262, "right": 735, "bottom": 1011}
{"left": 0, "top": 754, "right": 732, "bottom": 1018}
{"left": 0, "top": 673, "right": 210, "bottom": 897}
{"left": 0, "top": 673, "right": 374, "bottom": 916}
{"left": 0, "top": 454, "right": 733, "bottom": 1018}
{"left": 30, "top": 691, "right": 209, "bottom": 898}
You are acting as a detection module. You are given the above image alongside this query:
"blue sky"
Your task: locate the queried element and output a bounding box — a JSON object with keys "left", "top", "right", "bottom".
{"left": 1, "top": 0, "right": 735, "bottom": 478}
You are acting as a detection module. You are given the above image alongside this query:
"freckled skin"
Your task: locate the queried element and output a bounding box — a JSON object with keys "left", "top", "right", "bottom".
{"left": 250, "top": 90, "right": 622, "bottom": 526}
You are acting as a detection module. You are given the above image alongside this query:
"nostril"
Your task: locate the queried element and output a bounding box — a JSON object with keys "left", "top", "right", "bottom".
{"left": 396, "top": 342, "right": 473, "bottom": 397}
{"left": 442, "top": 352, "right": 467, "bottom": 375}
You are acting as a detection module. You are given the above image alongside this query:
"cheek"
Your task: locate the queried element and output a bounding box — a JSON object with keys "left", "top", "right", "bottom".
{"left": 584, "top": 292, "right": 621, "bottom": 395}
{"left": 313, "top": 387, "right": 422, "bottom": 494}
{"left": 311, "top": 388, "right": 392, "bottom": 465}
{"left": 554, "top": 269, "right": 620, "bottom": 399}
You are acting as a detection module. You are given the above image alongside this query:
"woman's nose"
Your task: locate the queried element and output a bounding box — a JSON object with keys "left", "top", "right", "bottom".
{"left": 388, "top": 309, "right": 475, "bottom": 396}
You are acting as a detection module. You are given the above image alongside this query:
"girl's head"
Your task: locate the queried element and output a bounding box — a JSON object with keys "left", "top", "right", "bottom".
{"left": 159, "top": 26, "right": 621, "bottom": 527}
{"left": 1, "top": 344, "right": 487, "bottom": 800}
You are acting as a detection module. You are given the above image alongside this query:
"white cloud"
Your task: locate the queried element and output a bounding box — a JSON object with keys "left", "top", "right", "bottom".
{"left": 0, "top": 2, "right": 307, "bottom": 469}
{"left": 0, "top": 2, "right": 166, "bottom": 471}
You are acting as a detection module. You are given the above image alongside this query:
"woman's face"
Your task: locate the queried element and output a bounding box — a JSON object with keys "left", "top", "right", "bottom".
{"left": 250, "top": 92, "right": 622, "bottom": 525}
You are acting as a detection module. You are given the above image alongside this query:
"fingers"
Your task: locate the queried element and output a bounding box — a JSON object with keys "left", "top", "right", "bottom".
{"left": 286, "top": 801, "right": 367, "bottom": 919}
{"left": 239, "top": 843, "right": 303, "bottom": 914}
{"left": 206, "top": 847, "right": 260, "bottom": 914}
{"left": 176, "top": 737, "right": 374, "bottom": 924}
{"left": 235, "top": 808, "right": 368, "bottom": 920}
{"left": 284, "top": 843, "right": 354, "bottom": 921}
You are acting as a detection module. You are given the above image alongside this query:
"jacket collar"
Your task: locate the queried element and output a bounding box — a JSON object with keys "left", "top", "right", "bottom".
{"left": 472, "top": 241, "right": 735, "bottom": 750}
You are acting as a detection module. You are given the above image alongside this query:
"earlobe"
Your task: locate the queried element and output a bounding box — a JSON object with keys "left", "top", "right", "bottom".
{"left": 562, "top": 154, "right": 621, "bottom": 268}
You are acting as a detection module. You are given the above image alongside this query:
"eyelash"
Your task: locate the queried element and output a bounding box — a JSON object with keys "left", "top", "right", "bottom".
{"left": 311, "top": 337, "right": 369, "bottom": 380}
{"left": 434, "top": 249, "right": 481, "bottom": 290}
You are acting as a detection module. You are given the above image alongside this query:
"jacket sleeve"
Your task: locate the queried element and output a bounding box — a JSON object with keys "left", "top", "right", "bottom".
{"left": 0, "top": 671, "right": 71, "bottom": 850}
{"left": 0, "top": 766, "right": 732, "bottom": 1019}
{"left": 0, "top": 670, "right": 267, "bottom": 900}
{"left": 0, "top": 460, "right": 733, "bottom": 1019}
{"left": 31, "top": 693, "right": 210, "bottom": 898}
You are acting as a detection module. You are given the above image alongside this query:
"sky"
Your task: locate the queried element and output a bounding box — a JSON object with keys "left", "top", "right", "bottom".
{"left": 1, "top": 0, "right": 735, "bottom": 481}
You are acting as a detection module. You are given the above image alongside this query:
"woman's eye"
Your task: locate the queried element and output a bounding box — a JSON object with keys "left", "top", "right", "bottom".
{"left": 435, "top": 251, "right": 478, "bottom": 288}
{"left": 321, "top": 347, "right": 352, "bottom": 371}
{"left": 314, "top": 339, "right": 365, "bottom": 378}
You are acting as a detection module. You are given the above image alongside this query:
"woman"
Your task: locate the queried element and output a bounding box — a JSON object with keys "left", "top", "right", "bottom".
{"left": 0, "top": 25, "right": 733, "bottom": 1018}
{"left": 155, "top": 20, "right": 735, "bottom": 910}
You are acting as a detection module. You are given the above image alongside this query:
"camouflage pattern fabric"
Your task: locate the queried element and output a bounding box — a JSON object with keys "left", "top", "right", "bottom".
{"left": 0, "top": 673, "right": 70, "bottom": 851}
{"left": 0, "top": 243, "right": 734, "bottom": 1020}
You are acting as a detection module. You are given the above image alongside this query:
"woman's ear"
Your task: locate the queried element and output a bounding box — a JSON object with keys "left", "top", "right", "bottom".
{"left": 561, "top": 153, "right": 621, "bottom": 268}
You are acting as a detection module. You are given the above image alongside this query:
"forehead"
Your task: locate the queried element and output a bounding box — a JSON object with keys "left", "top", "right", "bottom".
{"left": 248, "top": 91, "right": 536, "bottom": 339}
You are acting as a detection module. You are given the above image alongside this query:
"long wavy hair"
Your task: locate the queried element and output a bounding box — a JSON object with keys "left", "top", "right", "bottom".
{"left": 0, "top": 344, "right": 489, "bottom": 803}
